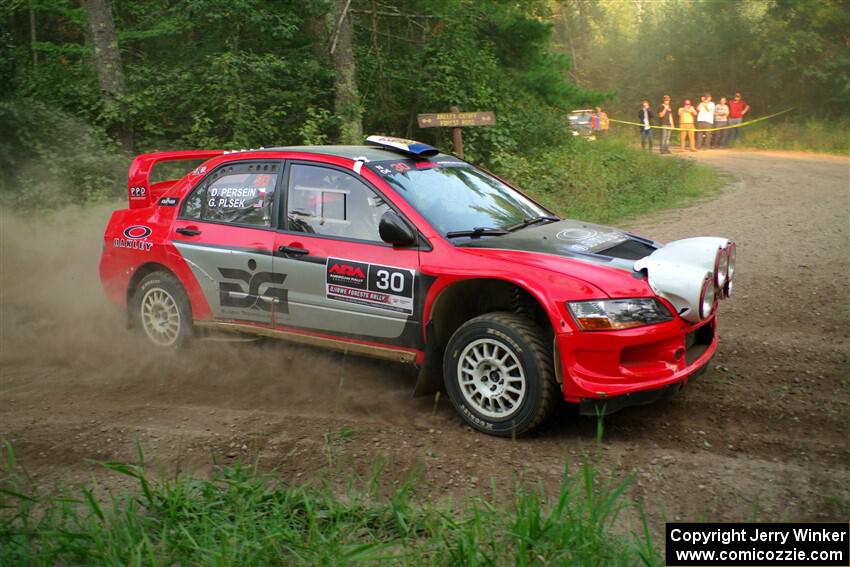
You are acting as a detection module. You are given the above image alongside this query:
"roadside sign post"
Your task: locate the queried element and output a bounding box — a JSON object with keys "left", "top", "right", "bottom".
{"left": 417, "top": 106, "right": 496, "bottom": 159}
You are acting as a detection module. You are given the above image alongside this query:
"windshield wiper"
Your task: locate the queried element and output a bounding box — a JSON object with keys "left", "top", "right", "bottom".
{"left": 507, "top": 215, "right": 561, "bottom": 232}
{"left": 445, "top": 227, "right": 509, "bottom": 239}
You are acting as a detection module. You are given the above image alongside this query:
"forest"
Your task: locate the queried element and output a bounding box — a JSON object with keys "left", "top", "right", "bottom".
{"left": 1, "top": 0, "right": 848, "bottom": 209}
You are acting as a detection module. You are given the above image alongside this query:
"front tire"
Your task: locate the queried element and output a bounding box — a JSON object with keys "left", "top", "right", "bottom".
{"left": 130, "top": 272, "right": 193, "bottom": 349}
{"left": 443, "top": 312, "right": 557, "bottom": 436}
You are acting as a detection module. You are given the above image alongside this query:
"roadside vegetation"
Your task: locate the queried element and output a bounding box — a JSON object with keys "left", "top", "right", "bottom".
{"left": 733, "top": 118, "right": 850, "bottom": 156}
{"left": 0, "top": 442, "right": 660, "bottom": 566}
{"left": 498, "top": 137, "right": 720, "bottom": 223}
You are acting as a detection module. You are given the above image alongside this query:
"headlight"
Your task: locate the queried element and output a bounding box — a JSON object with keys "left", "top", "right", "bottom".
{"left": 567, "top": 298, "right": 674, "bottom": 331}
{"left": 726, "top": 242, "right": 736, "bottom": 279}
{"left": 714, "top": 247, "right": 728, "bottom": 289}
{"left": 699, "top": 276, "right": 716, "bottom": 319}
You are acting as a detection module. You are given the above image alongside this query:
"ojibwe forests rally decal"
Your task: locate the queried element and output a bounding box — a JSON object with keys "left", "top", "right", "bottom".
{"left": 114, "top": 225, "right": 153, "bottom": 251}
{"left": 326, "top": 257, "right": 414, "bottom": 315}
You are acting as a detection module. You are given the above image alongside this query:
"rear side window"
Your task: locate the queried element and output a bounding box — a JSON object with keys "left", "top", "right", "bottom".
{"left": 182, "top": 162, "right": 279, "bottom": 227}
{"left": 286, "top": 164, "right": 389, "bottom": 242}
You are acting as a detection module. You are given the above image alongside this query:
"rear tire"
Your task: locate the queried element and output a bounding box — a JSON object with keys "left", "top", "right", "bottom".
{"left": 130, "top": 272, "right": 193, "bottom": 349}
{"left": 443, "top": 312, "right": 557, "bottom": 436}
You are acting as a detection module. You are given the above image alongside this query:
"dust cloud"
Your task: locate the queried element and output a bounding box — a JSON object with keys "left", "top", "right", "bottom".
{"left": 0, "top": 206, "right": 430, "bottom": 427}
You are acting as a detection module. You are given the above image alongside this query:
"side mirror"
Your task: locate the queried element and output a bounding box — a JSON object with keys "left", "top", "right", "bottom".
{"left": 379, "top": 210, "right": 417, "bottom": 247}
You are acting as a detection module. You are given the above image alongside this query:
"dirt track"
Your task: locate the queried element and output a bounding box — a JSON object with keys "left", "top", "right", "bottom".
{"left": 1, "top": 149, "right": 848, "bottom": 524}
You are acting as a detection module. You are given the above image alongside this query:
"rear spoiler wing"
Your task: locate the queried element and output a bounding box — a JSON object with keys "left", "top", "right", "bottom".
{"left": 127, "top": 150, "right": 226, "bottom": 209}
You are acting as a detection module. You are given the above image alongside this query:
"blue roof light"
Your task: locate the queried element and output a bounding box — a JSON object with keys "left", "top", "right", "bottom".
{"left": 365, "top": 135, "right": 439, "bottom": 157}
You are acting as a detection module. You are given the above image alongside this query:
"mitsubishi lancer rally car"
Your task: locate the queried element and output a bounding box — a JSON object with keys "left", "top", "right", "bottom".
{"left": 99, "top": 135, "right": 735, "bottom": 436}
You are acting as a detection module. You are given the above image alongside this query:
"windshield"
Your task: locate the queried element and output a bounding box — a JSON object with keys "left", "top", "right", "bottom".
{"left": 369, "top": 160, "right": 551, "bottom": 236}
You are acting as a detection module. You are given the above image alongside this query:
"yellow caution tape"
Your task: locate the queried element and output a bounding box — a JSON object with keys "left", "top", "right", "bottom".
{"left": 607, "top": 108, "right": 793, "bottom": 132}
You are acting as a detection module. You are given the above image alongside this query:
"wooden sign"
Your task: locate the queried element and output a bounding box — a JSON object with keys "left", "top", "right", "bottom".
{"left": 417, "top": 111, "right": 496, "bottom": 129}
{"left": 416, "top": 107, "right": 496, "bottom": 158}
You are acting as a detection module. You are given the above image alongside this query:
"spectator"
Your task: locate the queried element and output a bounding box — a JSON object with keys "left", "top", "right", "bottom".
{"left": 678, "top": 99, "right": 697, "bottom": 152}
{"left": 590, "top": 106, "right": 609, "bottom": 136}
{"left": 728, "top": 92, "right": 750, "bottom": 144}
{"left": 658, "top": 94, "right": 675, "bottom": 154}
{"left": 638, "top": 99, "right": 654, "bottom": 150}
{"left": 696, "top": 93, "right": 715, "bottom": 149}
{"left": 713, "top": 96, "right": 730, "bottom": 147}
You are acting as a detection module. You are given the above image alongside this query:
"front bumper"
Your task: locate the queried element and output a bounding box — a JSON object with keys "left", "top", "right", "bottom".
{"left": 578, "top": 360, "right": 710, "bottom": 415}
{"left": 556, "top": 316, "right": 717, "bottom": 403}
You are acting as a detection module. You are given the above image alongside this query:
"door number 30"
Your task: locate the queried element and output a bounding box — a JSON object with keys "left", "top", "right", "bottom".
{"left": 375, "top": 269, "right": 405, "bottom": 293}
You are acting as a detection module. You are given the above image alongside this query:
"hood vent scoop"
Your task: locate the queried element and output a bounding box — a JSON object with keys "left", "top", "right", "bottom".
{"left": 597, "top": 238, "right": 657, "bottom": 260}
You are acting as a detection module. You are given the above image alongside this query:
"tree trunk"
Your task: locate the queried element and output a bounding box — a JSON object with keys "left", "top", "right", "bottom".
{"left": 329, "top": 0, "right": 363, "bottom": 144}
{"left": 82, "top": 0, "right": 133, "bottom": 152}
{"left": 29, "top": 3, "right": 38, "bottom": 66}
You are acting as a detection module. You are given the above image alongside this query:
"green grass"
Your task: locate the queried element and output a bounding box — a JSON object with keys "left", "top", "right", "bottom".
{"left": 493, "top": 137, "right": 721, "bottom": 224}
{"left": 0, "top": 441, "right": 660, "bottom": 566}
{"left": 733, "top": 117, "right": 849, "bottom": 155}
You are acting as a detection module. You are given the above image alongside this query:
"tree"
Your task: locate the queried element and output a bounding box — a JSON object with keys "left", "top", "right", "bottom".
{"left": 329, "top": 0, "right": 362, "bottom": 143}
{"left": 82, "top": 0, "right": 132, "bottom": 151}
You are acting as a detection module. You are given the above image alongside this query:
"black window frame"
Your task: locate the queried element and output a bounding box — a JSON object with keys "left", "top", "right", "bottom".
{"left": 178, "top": 159, "right": 285, "bottom": 232}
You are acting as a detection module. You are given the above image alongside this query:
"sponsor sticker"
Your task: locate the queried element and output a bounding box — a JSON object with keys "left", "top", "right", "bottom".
{"left": 129, "top": 186, "right": 147, "bottom": 200}
{"left": 218, "top": 267, "right": 288, "bottom": 313}
{"left": 556, "top": 227, "right": 627, "bottom": 251}
{"left": 556, "top": 228, "right": 597, "bottom": 241}
{"left": 326, "top": 257, "right": 414, "bottom": 315}
{"left": 370, "top": 160, "right": 465, "bottom": 178}
{"left": 114, "top": 225, "right": 153, "bottom": 251}
{"left": 159, "top": 196, "right": 179, "bottom": 206}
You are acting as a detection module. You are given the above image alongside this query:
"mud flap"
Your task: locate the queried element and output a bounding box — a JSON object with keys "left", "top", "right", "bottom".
{"left": 413, "top": 321, "right": 443, "bottom": 397}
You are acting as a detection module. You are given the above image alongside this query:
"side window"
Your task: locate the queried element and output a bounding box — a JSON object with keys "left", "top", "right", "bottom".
{"left": 286, "top": 164, "right": 390, "bottom": 242}
{"left": 182, "top": 162, "right": 278, "bottom": 227}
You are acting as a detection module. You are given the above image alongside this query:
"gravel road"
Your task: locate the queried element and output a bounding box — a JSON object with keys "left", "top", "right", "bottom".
{"left": 1, "top": 149, "right": 848, "bottom": 524}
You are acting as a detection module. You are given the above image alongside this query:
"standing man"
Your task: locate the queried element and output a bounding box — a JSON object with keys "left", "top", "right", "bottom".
{"left": 696, "top": 93, "right": 715, "bottom": 149}
{"left": 638, "top": 99, "right": 654, "bottom": 150}
{"left": 728, "top": 92, "right": 750, "bottom": 145}
{"left": 658, "top": 94, "right": 675, "bottom": 154}
{"left": 678, "top": 99, "right": 697, "bottom": 152}
{"left": 713, "top": 96, "right": 730, "bottom": 147}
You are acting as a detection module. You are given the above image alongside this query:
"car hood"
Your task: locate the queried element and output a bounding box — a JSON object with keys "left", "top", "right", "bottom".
{"left": 459, "top": 219, "right": 658, "bottom": 263}
{"left": 456, "top": 219, "right": 661, "bottom": 298}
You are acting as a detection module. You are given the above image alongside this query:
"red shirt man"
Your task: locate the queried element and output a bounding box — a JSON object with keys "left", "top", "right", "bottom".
{"left": 727, "top": 92, "right": 750, "bottom": 143}
{"left": 728, "top": 93, "right": 750, "bottom": 119}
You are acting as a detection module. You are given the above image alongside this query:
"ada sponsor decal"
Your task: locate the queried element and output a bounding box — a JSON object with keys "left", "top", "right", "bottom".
{"left": 327, "top": 258, "right": 368, "bottom": 289}
{"left": 326, "top": 257, "right": 414, "bottom": 315}
{"left": 114, "top": 225, "right": 153, "bottom": 251}
{"left": 159, "top": 196, "right": 179, "bottom": 206}
{"left": 218, "top": 268, "right": 288, "bottom": 313}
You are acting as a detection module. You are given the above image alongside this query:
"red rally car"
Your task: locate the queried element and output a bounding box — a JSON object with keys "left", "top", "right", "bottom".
{"left": 100, "top": 136, "right": 735, "bottom": 436}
